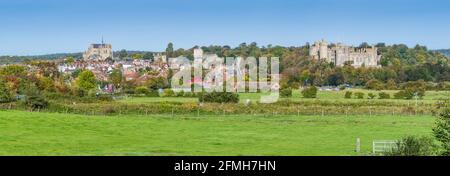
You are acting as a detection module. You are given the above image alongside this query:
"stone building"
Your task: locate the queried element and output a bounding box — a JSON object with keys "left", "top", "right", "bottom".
{"left": 83, "top": 42, "right": 113, "bottom": 61}
{"left": 309, "top": 40, "right": 381, "bottom": 68}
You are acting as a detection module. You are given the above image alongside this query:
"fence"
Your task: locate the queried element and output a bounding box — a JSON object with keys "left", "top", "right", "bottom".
{"left": 0, "top": 100, "right": 437, "bottom": 117}
{"left": 373, "top": 140, "right": 397, "bottom": 154}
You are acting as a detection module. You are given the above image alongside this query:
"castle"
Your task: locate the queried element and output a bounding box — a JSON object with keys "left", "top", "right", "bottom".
{"left": 309, "top": 40, "right": 381, "bottom": 68}
{"left": 83, "top": 40, "right": 113, "bottom": 61}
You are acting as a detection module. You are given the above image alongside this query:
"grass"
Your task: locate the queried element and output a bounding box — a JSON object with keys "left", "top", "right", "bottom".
{"left": 0, "top": 110, "right": 436, "bottom": 156}
{"left": 118, "top": 89, "right": 449, "bottom": 105}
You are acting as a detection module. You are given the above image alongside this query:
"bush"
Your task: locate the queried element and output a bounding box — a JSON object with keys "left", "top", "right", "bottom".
{"left": 183, "top": 92, "right": 194, "bottom": 97}
{"left": 301, "top": 86, "right": 318, "bottom": 98}
{"left": 344, "top": 91, "right": 352, "bottom": 99}
{"left": 354, "top": 92, "right": 364, "bottom": 99}
{"left": 199, "top": 91, "right": 239, "bottom": 103}
{"left": 135, "top": 86, "right": 150, "bottom": 95}
{"left": 162, "top": 89, "right": 175, "bottom": 97}
{"left": 0, "top": 79, "right": 13, "bottom": 103}
{"left": 176, "top": 90, "right": 185, "bottom": 97}
{"left": 366, "top": 79, "right": 384, "bottom": 90}
{"left": 385, "top": 79, "right": 397, "bottom": 90}
{"left": 433, "top": 99, "right": 450, "bottom": 156}
{"left": 24, "top": 85, "right": 49, "bottom": 110}
{"left": 379, "top": 92, "right": 391, "bottom": 99}
{"left": 368, "top": 93, "right": 376, "bottom": 99}
{"left": 97, "top": 94, "right": 113, "bottom": 101}
{"left": 103, "top": 106, "right": 116, "bottom": 114}
{"left": 384, "top": 136, "right": 438, "bottom": 156}
{"left": 123, "top": 88, "right": 135, "bottom": 95}
{"left": 394, "top": 90, "right": 416, "bottom": 99}
{"left": 402, "top": 81, "right": 426, "bottom": 99}
{"left": 280, "top": 88, "right": 293, "bottom": 98}
{"left": 146, "top": 90, "right": 160, "bottom": 97}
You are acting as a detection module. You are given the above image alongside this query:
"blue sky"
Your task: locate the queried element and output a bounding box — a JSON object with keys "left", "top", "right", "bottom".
{"left": 1, "top": 0, "right": 450, "bottom": 55}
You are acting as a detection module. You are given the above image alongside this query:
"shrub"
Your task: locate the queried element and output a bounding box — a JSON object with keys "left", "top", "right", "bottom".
{"left": 146, "top": 90, "right": 160, "bottom": 97}
{"left": 379, "top": 92, "right": 391, "bottom": 99}
{"left": 24, "top": 84, "right": 49, "bottom": 110}
{"left": 135, "top": 86, "right": 150, "bottom": 95}
{"left": 0, "top": 79, "right": 13, "bottom": 103}
{"left": 162, "top": 89, "right": 175, "bottom": 97}
{"left": 183, "top": 92, "right": 194, "bottom": 97}
{"left": 354, "top": 92, "right": 364, "bottom": 99}
{"left": 394, "top": 91, "right": 406, "bottom": 99}
{"left": 402, "top": 81, "right": 426, "bottom": 98}
{"left": 103, "top": 106, "right": 116, "bottom": 114}
{"left": 433, "top": 99, "right": 450, "bottom": 156}
{"left": 301, "top": 86, "right": 318, "bottom": 98}
{"left": 199, "top": 91, "right": 239, "bottom": 103}
{"left": 97, "top": 94, "right": 113, "bottom": 101}
{"left": 280, "top": 88, "right": 293, "bottom": 98}
{"left": 366, "top": 79, "right": 384, "bottom": 90}
{"left": 384, "top": 136, "right": 438, "bottom": 156}
{"left": 344, "top": 91, "right": 352, "bottom": 99}
{"left": 123, "top": 88, "right": 135, "bottom": 95}
{"left": 385, "top": 79, "right": 398, "bottom": 90}
{"left": 368, "top": 93, "right": 376, "bottom": 99}
{"left": 176, "top": 90, "right": 185, "bottom": 97}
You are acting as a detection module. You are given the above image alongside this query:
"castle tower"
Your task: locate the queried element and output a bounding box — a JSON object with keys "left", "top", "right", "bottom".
{"left": 319, "top": 39, "right": 328, "bottom": 60}
{"left": 193, "top": 48, "right": 204, "bottom": 59}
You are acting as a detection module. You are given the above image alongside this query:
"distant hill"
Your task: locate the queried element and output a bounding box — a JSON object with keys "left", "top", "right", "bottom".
{"left": 0, "top": 50, "right": 162, "bottom": 64}
{"left": 0, "top": 53, "right": 83, "bottom": 64}
{"left": 435, "top": 49, "right": 450, "bottom": 58}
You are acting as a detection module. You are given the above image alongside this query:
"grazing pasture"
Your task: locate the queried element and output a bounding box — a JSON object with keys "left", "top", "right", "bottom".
{"left": 0, "top": 110, "right": 434, "bottom": 156}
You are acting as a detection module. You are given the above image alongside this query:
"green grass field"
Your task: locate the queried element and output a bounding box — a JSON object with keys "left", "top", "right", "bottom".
{"left": 118, "top": 89, "right": 449, "bottom": 105}
{"left": 0, "top": 110, "right": 436, "bottom": 156}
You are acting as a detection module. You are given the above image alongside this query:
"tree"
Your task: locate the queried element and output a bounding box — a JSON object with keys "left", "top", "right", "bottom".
{"left": 299, "top": 70, "right": 311, "bottom": 86}
{"left": 143, "top": 52, "right": 154, "bottom": 61}
{"left": 433, "top": 100, "right": 450, "bottom": 156}
{"left": 0, "top": 79, "right": 13, "bottom": 103}
{"left": 109, "top": 69, "right": 123, "bottom": 88}
{"left": 145, "top": 76, "right": 168, "bottom": 90}
{"left": 76, "top": 70, "right": 97, "bottom": 91}
{"left": 131, "top": 53, "right": 143, "bottom": 60}
{"left": 36, "top": 76, "right": 55, "bottom": 92}
{"left": 24, "top": 84, "right": 49, "bottom": 111}
{"left": 166, "top": 42, "right": 174, "bottom": 58}
{"left": 359, "top": 42, "right": 370, "bottom": 48}
{"left": 65, "top": 57, "right": 75, "bottom": 64}
{"left": 118, "top": 49, "right": 128, "bottom": 59}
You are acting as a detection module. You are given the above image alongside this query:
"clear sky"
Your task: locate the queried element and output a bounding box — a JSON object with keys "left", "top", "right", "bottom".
{"left": 1, "top": 0, "right": 450, "bottom": 55}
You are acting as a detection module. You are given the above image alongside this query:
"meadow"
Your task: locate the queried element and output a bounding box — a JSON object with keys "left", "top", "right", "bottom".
{"left": 118, "top": 89, "right": 449, "bottom": 105}
{"left": 0, "top": 110, "right": 435, "bottom": 156}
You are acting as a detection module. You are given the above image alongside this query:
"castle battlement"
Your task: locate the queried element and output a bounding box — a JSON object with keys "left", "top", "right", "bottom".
{"left": 309, "top": 40, "right": 381, "bottom": 68}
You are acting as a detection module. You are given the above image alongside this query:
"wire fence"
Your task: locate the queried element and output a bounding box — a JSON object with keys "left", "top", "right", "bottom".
{"left": 0, "top": 102, "right": 436, "bottom": 118}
